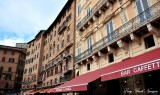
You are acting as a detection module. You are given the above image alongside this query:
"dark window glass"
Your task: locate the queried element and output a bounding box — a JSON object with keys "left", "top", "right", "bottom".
{"left": 144, "top": 35, "right": 155, "bottom": 49}
{"left": 9, "top": 58, "right": 15, "bottom": 63}
{"left": 87, "top": 63, "right": 90, "bottom": 71}
{"left": 2, "top": 57, "right": 5, "bottom": 62}
{"left": 108, "top": 53, "right": 114, "bottom": 63}
{"left": 8, "top": 67, "right": 11, "bottom": 72}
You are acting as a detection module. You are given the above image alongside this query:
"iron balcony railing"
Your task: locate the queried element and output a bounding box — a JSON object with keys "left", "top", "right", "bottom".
{"left": 58, "top": 21, "right": 67, "bottom": 34}
{"left": 75, "top": 1, "right": 160, "bottom": 63}
{"left": 76, "top": 0, "right": 109, "bottom": 30}
{"left": 60, "top": 76, "right": 71, "bottom": 83}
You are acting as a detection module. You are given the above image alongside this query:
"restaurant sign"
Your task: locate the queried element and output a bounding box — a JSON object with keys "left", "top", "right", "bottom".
{"left": 101, "top": 59, "right": 160, "bottom": 81}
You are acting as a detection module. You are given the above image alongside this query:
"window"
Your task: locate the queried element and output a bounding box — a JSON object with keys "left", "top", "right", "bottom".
{"left": 35, "top": 55, "right": 36, "bottom": 59}
{"left": 24, "top": 69, "right": 27, "bottom": 74}
{"left": 77, "top": 21, "right": 81, "bottom": 29}
{"left": 47, "top": 70, "right": 50, "bottom": 77}
{"left": 136, "top": 0, "right": 150, "bottom": 23}
{"left": 0, "top": 67, "right": 3, "bottom": 74}
{"left": 57, "top": 44, "right": 59, "bottom": 52}
{"left": 144, "top": 35, "right": 155, "bottom": 49}
{"left": 87, "top": 36, "right": 92, "bottom": 54}
{"left": 108, "top": 53, "right": 114, "bottom": 63}
{"left": 50, "top": 68, "right": 54, "bottom": 76}
{"left": 66, "top": 48, "right": 70, "bottom": 56}
{"left": 78, "top": 4, "right": 81, "bottom": 15}
{"left": 87, "top": 63, "right": 90, "bottom": 71}
{"left": 55, "top": 66, "right": 58, "bottom": 74}
{"left": 55, "top": 78, "right": 57, "bottom": 84}
{"left": 50, "top": 80, "right": 53, "bottom": 85}
{"left": 34, "top": 75, "right": 36, "bottom": 81}
{"left": 54, "top": 31, "right": 56, "bottom": 36}
{"left": 50, "top": 34, "right": 53, "bottom": 41}
{"left": 33, "top": 65, "right": 35, "bottom": 71}
{"left": 8, "top": 67, "right": 11, "bottom": 72}
{"left": 61, "top": 40, "right": 64, "bottom": 48}
{"left": 11, "top": 51, "right": 14, "bottom": 55}
{"left": 67, "top": 33, "right": 70, "bottom": 42}
{"left": 4, "top": 50, "right": 7, "bottom": 54}
{"left": 76, "top": 71, "right": 79, "bottom": 76}
{"left": 77, "top": 47, "right": 82, "bottom": 59}
{"left": 9, "top": 58, "right": 15, "bottom": 63}
{"left": 2, "top": 57, "right": 5, "bottom": 62}
{"left": 50, "top": 44, "right": 52, "bottom": 51}
{"left": 86, "top": 7, "right": 91, "bottom": 18}
{"left": 46, "top": 54, "right": 48, "bottom": 60}
{"left": 37, "top": 53, "right": 39, "bottom": 58}
{"left": 60, "top": 64, "right": 63, "bottom": 73}
{"left": 53, "top": 41, "right": 55, "bottom": 48}
{"left": 106, "top": 20, "right": 114, "bottom": 42}
{"left": 5, "top": 74, "right": 11, "bottom": 80}
{"left": 43, "top": 56, "right": 45, "bottom": 61}
{"left": 35, "top": 64, "right": 37, "bottom": 69}
{"left": 78, "top": 48, "right": 81, "bottom": 55}
{"left": 29, "top": 44, "right": 31, "bottom": 48}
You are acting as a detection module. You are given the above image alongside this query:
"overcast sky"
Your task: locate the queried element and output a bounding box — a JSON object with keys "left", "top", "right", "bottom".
{"left": 0, "top": 0, "right": 67, "bottom": 46}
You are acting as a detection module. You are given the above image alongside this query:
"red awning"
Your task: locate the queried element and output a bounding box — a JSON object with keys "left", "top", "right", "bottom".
{"left": 30, "top": 89, "right": 42, "bottom": 94}
{"left": 101, "top": 48, "right": 160, "bottom": 81}
{"left": 40, "top": 88, "right": 51, "bottom": 93}
{"left": 48, "top": 67, "right": 103, "bottom": 93}
{"left": 49, "top": 48, "right": 160, "bottom": 93}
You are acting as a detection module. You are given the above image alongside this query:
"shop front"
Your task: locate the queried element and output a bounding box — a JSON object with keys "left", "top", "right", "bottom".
{"left": 48, "top": 48, "right": 160, "bottom": 95}
{"left": 101, "top": 48, "right": 160, "bottom": 95}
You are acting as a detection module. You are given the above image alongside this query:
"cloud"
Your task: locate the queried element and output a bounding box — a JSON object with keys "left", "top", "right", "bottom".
{"left": 0, "top": 38, "right": 25, "bottom": 46}
{"left": 0, "top": 0, "right": 67, "bottom": 46}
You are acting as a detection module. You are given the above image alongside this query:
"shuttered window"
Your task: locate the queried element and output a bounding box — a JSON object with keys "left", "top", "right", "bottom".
{"left": 106, "top": 20, "right": 114, "bottom": 42}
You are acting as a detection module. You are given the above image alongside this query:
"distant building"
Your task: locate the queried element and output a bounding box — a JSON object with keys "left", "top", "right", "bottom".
{"left": 16, "top": 43, "right": 28, "bottom": 49}
{"left": 0, "top": 45, "right": 26, "bottom": 95}
{"left": 21, "top": 30, "right": 45, "bottom": 94}
{"left": 22, "top": 0, "right": 76, "bottom": 94}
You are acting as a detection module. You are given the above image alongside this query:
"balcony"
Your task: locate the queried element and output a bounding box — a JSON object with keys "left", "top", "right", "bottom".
{"left": 77, "top": 0, "right": 111, "bottom": 31}
{"left": 0, "top": 85, "right": 13, "bottom": 89}
{"left": 75, "top": 1, "right": 160, "bottom": 63}
{"left": 37, "top": 78, "right": 42, "bottom": 83}
{"left": 60, "top": 76, "right": 71, "bottom": 84}
{"left": 58, "top": 21, "right": 67, "bottom": 34}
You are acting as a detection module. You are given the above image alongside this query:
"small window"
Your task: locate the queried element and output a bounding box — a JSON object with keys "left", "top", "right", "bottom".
{"left": 51, "top": 68, "right": 53, "bottom": 76}
{"left": 11, "top": 51, "right": 14, "bottom": 55}
{"left": 87, "top": 63, "right": 90, "bottom": 71}
{"left": 61, "top": 40, "right": 64, "bottom": 48}
{"left": 8, "top": 67, "right": 11, "bottom": 72}
{"left": 9, "top": 58, "right": 15, "bottom": 63}
{"left": 0, "top": 67, "right": 3, "bottom": 74}
{"left": 108, "top": 53, "right": 114, "bottom": 63}
{"left": 43, "top": 56, "right": 45, "bottom": 61}
{"left": 76, "top": 71, "right": 79, "bottom": 76}
{"left": 2, "top": 57, "right": 5, "bottom": 62}
{"left": 54, "top": 31, "right": 56, "bottom": 36}
{"left": 4, "top": 50, "right": 7, "bottom": 54}
{"left": 57, "top": 44, "right": 59, "bottom": 52}
{"left": 35, "top": 64, "right": 37, "bottom": 69}
{"left": 78, "top": 4, "right": 81, "bottom": 15}
{"left": 67, "top": 34, "right": 70, "bottom": 42}
{"left": 144, "top": 35, "right": 155, "bottom": 49}
{"left": 37, "top": 53, "right": 39, "bottom": 58}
